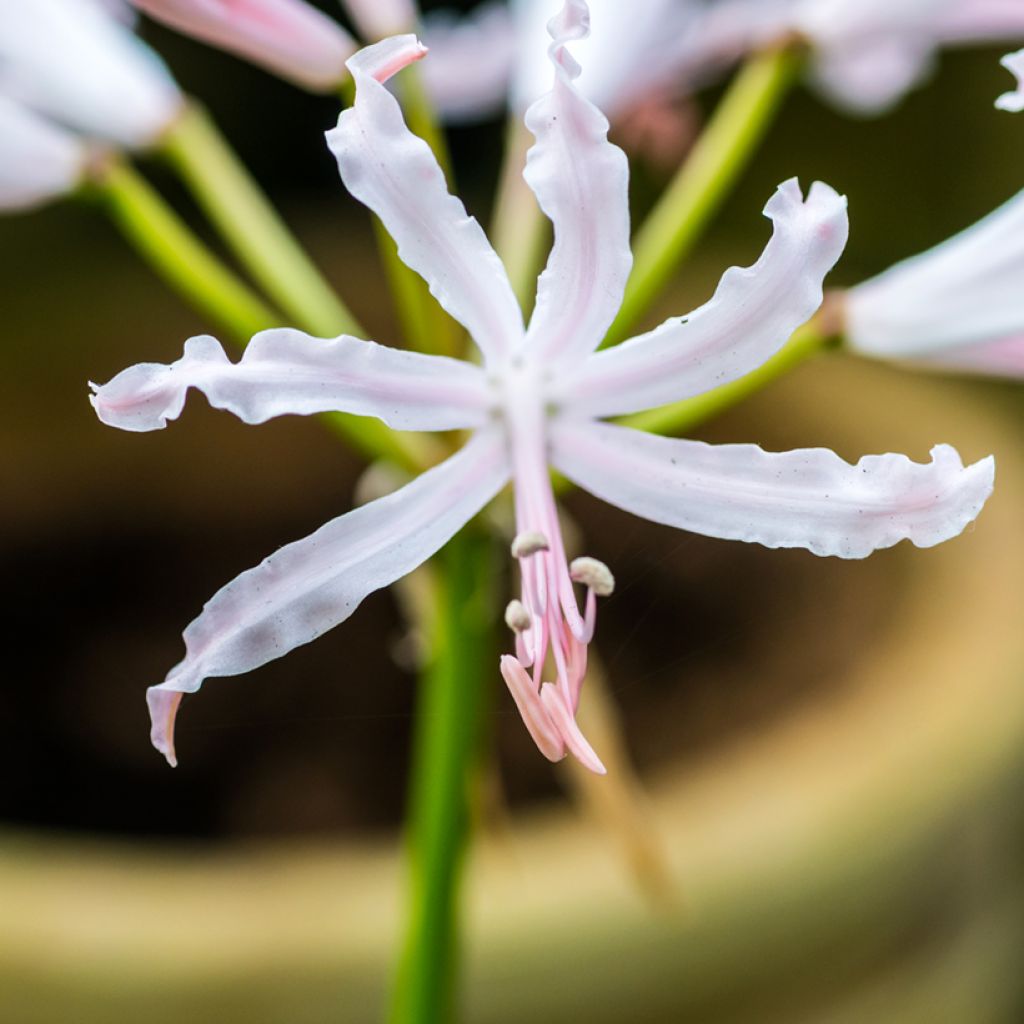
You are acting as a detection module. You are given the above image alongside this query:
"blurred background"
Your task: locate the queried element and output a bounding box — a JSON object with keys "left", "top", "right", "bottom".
{"left": 3, "top": 2, "right": 1024, "bottom": 1021}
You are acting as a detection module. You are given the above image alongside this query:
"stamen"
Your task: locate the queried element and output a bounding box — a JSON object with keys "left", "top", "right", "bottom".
{"left": 504, "top": 599, "right": 533, "bottom": 633}
{"left": 570, "top": 556, "right": 615, "bottom": 597}
{"left": 511, "top": 530, "right": 550, "bottom": 558}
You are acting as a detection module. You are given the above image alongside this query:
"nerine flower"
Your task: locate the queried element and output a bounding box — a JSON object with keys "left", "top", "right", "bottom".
{"left": 844, "top": 187, "right": 1024, "bottom": 376}
{"left": 421, "top": 0, "right": 1024, "bottom": 125}
{"left": 997, "top": 48, "right": 1024, "bottom": 111}
{"left": 90, "top": 2, "right": 994, "bottom": 773}
{"left": 129, "top": 0, "right": 357, "bottom": 92}
{"left": 0, "top": 0, "right": 182, "bottom": 149}
{"left": 0, "top": 95, "right": 87, "bottom": 212}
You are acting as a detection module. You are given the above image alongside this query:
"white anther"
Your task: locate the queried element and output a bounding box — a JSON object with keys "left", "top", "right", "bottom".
{"left": 511, "top": 531, "right": 550, "bottom": 559}
{"left": 504, "top": 599, "right": 533, "bottom": 633}
{"left": 570, "top": 557, "right": 615, "bottom": 597}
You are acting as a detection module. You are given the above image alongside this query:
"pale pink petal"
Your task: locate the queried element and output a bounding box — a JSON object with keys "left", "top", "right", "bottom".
{"left": 147, "top": 429, "right": 510, "bottom": 765}
{"left": 89, "top": 329, "right": 492, "bottom": 432}
{"left": 420, "top": 2, "right": 514, "bottom": 124}
{"left": 935, "top": 0, "right": 1024, "bottom": 42}
{"left": 131, "top": 0, "right": 356, "bottom": 92}
{"left": 846, "top": 188, "right": 1024, "bottom": 359}
{"left": 339, "top": 0, "right": 416, "bottom": 40}
{"left": 551, "top": 418, "right": 994, "bottom": 560}
{"left": 519, "top": 0, "right": 632, "bottom": 367}
{"left": 325, "top": 36, "right": 523, "bottom": 365}
{"left": 0, "top": 96, "right": 86, "bottom": 211}
{"left": 996, "top": 49, "right": 1024, "bottom": 112}
{"left": 567, "top": 180, "right": 847, "bottom": 419}
{"left": 910, "top": 333, "right": 1024, "bottom": 377}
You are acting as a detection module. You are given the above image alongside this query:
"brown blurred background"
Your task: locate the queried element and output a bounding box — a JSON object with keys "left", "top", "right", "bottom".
{"left": 2, "top": 3, "right": 1024, "bottom": 1022}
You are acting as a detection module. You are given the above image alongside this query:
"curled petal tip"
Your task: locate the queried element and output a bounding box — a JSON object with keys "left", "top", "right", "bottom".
{"left": 346, "top": 35, "right": 428, "bottom": 85}
{"left": 147, "top": 688, "right": 183, "bottom": 767}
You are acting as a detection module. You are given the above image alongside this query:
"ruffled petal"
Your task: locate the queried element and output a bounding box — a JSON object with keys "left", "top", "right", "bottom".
{"left": 325, "top": 36, "right": 523, "bottom": 365}
{"left": 846, "top": 187, "right": 1024, "bottom": 360}
{"left": 519, "top": 0, "right": 632, "bottom": 367}
{"left": 551, "top": 418, "right": 994, "bottom": 560}
{"left": 147, "top": 429, "right": 510, "bottom": 765}
{"left": 566, "top": 180, "right": 847, "bottom": 419}
{"left": 89, "top": 329, "right": 492, "bottom": 432}
{"left": 0, "top": 95, "right": 86, "bottom": 211}
{"left": 131, "top": 0, "right": 356, "bottom": 92}
{"left": 0, "top": 0, "right": 182, "bottom": 148}
{"left": 996, "top": 49, "right": 1024, "bottom": 112}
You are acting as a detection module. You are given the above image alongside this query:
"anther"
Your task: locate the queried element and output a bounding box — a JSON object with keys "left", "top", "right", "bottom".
{"left": 511, "top": 531, "right": 550, "bottom": 559}
{"left": 570, "top": 556, "right": 615, "bottom": 597}
{"left": 504, "top": 599, "right": 533, "bottom": 633}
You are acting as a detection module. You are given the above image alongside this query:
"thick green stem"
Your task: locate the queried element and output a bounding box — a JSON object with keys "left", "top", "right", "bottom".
{"left": 94, "top": 158, "right": 435, "bottom": 472}
{"left": 160, "top": 102, "right": 360, "bottom": 338}
{"left": 94, "top": 158, "right": 281, "bottom": 341}
{"left": 389, "top": 529, "right": 496, "bottom": 1024}
{"left": 491, "top": 117, "right": 547, "bottom": 313}
{"left": 619, "top": 320, "right": 832, "bottom": 437}
{"left": 606, "top": 46, "right": 802, "bottom": 347}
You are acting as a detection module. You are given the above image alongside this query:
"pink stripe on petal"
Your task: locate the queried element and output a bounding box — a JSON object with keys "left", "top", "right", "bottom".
{"left": 552, "top": 418, "right": 995, "bottom": 560}
{"left": 568, "top": 179, "right": 848, "bottom": 419}
{"left": 326, "top": 36, "right": 524, "bottom": 366}
{"left": 89, "top": 329, "right": 492, "bottom": 432}
{"left": 131, "top": 0, "right": 355, "bottom": 91}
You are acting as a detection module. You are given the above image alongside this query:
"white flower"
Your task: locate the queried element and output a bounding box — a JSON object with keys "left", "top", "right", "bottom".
{"left": 0, "top": 95, "right": 87, "bottom": 211}
{"left": 129, "top": 0, "right": 357, "bottom": 92}
{"left": 845, "top": 188, "right": 1024, "bottom": 376}
{"left": 0, "top": 0, "right": 182, "bottom": 148}
{"left": 339, "top": 0, "right": 417, "bottom": 40}
{"left": 996, "top": 48, "right": 1024, "bottom": 111}
{"left": 90, "top": 2, "right": 994, "bottom": 773}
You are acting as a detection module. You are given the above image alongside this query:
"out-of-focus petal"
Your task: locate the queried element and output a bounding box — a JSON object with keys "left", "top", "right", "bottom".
{"left": 147, "top": 428, "right": 510, "bottom": 765}
{"left": 0, "top": 96, "right": 86, "bottom": 211}
{"left": 509, "top": 0, "right": 705, "bottom": 119}
{"left": 0, "top": 0, "right": 182, "bottom": 148}
{"left": 420, "top": 2, "right": 515, "bottom": 123}
{"left": 339, "top": 0, "right": 417, "bottom": 40}
{"left": 912, "top": 333, "right": 1024, "bottom": 376}
{"left": 131, "top": 0, "right": 356, "bottom": 92}
{"left": 89, "top": 329, "right": 493, "bottom": 432}
{"left": 846, "top": 188, "right": 1024, "bottom": 359}
{"left": 520, "top": 0, "right": 632, "bottom": 368}
{"left": 996, "top": 48, "right": 1024, "bottom": 111}
{"left": 933, "top": 0, "right": 1024, "bottom": 42}
{"left": 326, "top": 36, "right": 523, "bottom": 366}
{"left": 551, "top": 418, "right": 994, "bottom": 560}
{"left": 566, "top": 180, "right": 847, "bottom": 419}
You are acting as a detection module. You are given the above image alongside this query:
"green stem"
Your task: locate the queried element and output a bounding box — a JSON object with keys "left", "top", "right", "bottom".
{"left": 389, "top": 529, "right": 496, "bottom": 1024}
{"left": 619, "top": 320, "right": 832, "bottom": 437}
{"left": 160, "top": 102, "right": 361, "bottom": 338}
{"left": 491, "top": 117, "right": 547, "bottom": 314}
{"left": 606, "top": 46, "right": 802, "bottom": 347}
{"left": 94, "top": 158, "right": 436, "bottom": 472}
{"left": 94, "top": 158, "right": 281, "bottom": 341}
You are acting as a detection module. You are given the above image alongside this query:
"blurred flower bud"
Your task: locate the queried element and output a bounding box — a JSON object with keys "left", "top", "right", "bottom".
{"left": 0, "top": 95, "right": 87, "bottom": 211}
{"left": 131, "top": 0, "right": 357, "bottom": 93}
{"left": 0, "top": 0, "right": 182, "bottom": 148}
{"left": 845, "top": 189, "right": 1024, "bottom": 376}
{"left": 340, "top": 0, "right": 417, "bottom": 41}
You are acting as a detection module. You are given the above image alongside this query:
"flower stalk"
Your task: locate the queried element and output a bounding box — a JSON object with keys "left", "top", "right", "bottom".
{"left": 389, "top": 528, "right": 496, "bottom": 1024}
{"left": 160, "top": 102, "right": 361, "bottom": 337}
{"left": 606, "top": 44, "right": 803, "bottom": 346}
{"left": 93, "top": 156, "right": 282, "bottom": 340}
